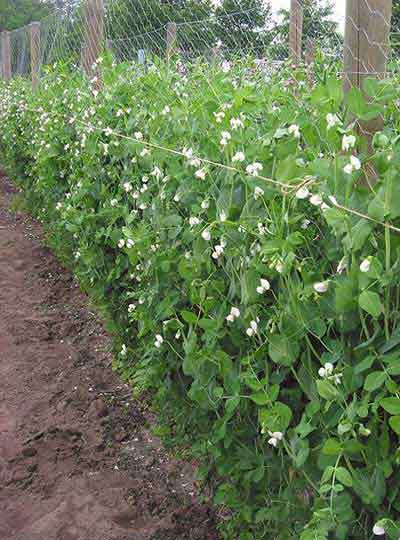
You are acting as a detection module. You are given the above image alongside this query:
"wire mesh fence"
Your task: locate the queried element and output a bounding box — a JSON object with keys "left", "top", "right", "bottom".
{"left": 0, "top": 0, "right": 396, "bottom": 98}
{"left": 1, "top": 0, "right": 347, "bottom": 81}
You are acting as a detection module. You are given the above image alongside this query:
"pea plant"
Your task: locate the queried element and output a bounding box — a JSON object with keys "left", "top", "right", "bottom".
{"left": 1, "top": 54, "right": 400, "bottom": 540}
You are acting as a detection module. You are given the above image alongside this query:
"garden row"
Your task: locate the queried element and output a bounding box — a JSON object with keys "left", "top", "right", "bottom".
{"left": 1, "top": 55, "right": 400, "bottom": 539}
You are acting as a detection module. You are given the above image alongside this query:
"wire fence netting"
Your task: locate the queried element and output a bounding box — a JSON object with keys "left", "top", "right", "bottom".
{"left": 2, "top": 0, "right": 354, "bottom": 81}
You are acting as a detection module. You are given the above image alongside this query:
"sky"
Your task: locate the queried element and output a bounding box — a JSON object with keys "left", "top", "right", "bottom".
{"left": 270, "top": 0, "right": 346, "bottom": 30}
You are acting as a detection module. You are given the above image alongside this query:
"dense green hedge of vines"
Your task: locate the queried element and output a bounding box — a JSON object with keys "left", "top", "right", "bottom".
{"left": 2, "top": 55, "right": 400, "bottom": 540}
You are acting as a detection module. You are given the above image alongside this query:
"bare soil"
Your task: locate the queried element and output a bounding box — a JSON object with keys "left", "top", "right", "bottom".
{"left": 0, "top": 173, "right": 219, "bottom": 540}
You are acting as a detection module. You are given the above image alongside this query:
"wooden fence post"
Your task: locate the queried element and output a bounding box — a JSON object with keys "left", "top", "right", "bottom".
{"left": 166, "top": 22, "right": 177, "bottom": 60}
{"left": 344, "top": 0, "right": 392, "bottom": 93}
{"left": 305, "top": 38, "right": 316, "bottom": 67}
{"left": 83, "top": 0, "right": 104, "bottom": 82}
{"left": 1, "top": 31, "right": 12, "bottom": 82}
{"left": 343, "top": 0, "right": 393, "bottom": 184}
{"left": 29, "top": 22, "right": 41, "bottom": 89}
{"left": 289, "top": 0, "right": 304, "bottom": 66}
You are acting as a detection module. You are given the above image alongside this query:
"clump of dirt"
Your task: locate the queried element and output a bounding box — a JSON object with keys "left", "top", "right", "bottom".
{"left": 0, "top": 172, "right": 219, "bottom": 540}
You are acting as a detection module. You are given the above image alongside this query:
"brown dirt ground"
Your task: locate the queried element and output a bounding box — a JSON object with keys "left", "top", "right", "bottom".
{"left": 0, "top": 173, "right": 219, "bottom": 540}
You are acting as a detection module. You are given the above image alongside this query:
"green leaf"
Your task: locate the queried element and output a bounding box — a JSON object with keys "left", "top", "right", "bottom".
{"left": 359, "top": 290, "right": 383, "bottom": 318}
{"left": 336, "top": 467, "right": 353, "bottom": 487}
{"left": 322, "top": 438, "right": 342, "bottom": 456}
{"left": 389, "top": 416, "right": 400, "bottom": 435}
{"left": 249, "top": 392, "right": 269, "bottom": 406}
{"left": 198, "top": 318, "right": 219, "bottom": 331}
{"left": 259, "top": 401, "right": 292, "bottom": 433}
{"left": 354, "top": 355, "right": 374, "bottom": 374}
{"left": 364, "top": 371, "right": 387, "bottom": 392}
{"left": 268, "top": 334, "right": 299, "bottom": 367}
{"left": 316, "top": 379, "right": 340, "bottom": 400}
{"left": 380, "top": 398, "right": 400, "bottom": 415}
{"left": 181, "top": 310, "right": 198, "bottom": 324}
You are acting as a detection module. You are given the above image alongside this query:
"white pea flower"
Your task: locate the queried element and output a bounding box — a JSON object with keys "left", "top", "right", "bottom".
{"left": 246, "top": 320, "right": 258, "bottom": 337}
{"left": 123, "top": 182, "right": 132, "bottom": 192}
{"left": 202, "top": 229, "right": 211, "bottom": 241}
{"left": 226, "top": 306, "right": 240, "bottom": 322}
{"left": 230, "top": 307, "right": 240, "bottom": 318}
{"left": 162, "top": 105, "right": 171, "bottom": 115}
{"left": 201, "top": 199, "right": 210, "bottom": 209}
{"left": 301, "top": 219, "right": 311, "bottom": 230}
{"left": 343, "top": 163, "right": 353, "bottom": 175}
{"left": 140, "top": 148, "right": 150, "bottom": 157}
{"left": 120, "top": 344, "right": 127, "bottom": 356}
{"left": 321, "top": 203, "right": 330, "bottom": 212}
{"left": 189, "top": 216, "right": 200, "bottom": 227}
{"left": 134, "top": 131, "right": 143, "bottom": 140}
{"left": 154, "top": 334, "right": 164, "bottom": 348}
{"left": 246, "top": 162, "right": 263, "bottom": 176}
{"left": 360, "top": 258, "right": 371, "bottom": 273}
{"left": 309, "top": 194, "right": 323, "bottom": 207}
{"left": 182, "top": 147, "right": 193, "bottom": 159}
{"left": 295, "top": 187, "right": 309, "bottom": 199}
{"left": 142, "top": 175, "right": 149, "bottom": 183}
{"left": 110, "top": 198, "right": 118, "bottom": 207}
{"left": 232, "top": 151, "right": 245, "bottom": 163}
{"left": 132, "top": 191, "right": 140, "bottom": 199}
{"left": 189, "top": 157, "right": 201, "bottom": 167}
{"left": 116, "top": 108, "right": 123, "bottom": 117}
{"left": 219, "top": 211, "right": 227, "bottom": 222}
{"left": 318, "top": 362, "right": 334, "bottom": 378}
{"left": 342, "top": 134, "right": 356, "bottom": 151}
{"left": 55, "top": 202, "right": 62, "bottom": 210}
{"left": 213, "top": 111, "right": 225, "bottom": 123}
{"left": 195, "top": 169, "right": 206, "bottom": 180}
{"left": 212, "top": 244, "right": 224, "bottom": 259}
{"left": 151, "top": 166, "right": 163, "bottom": 179}
{"left": 326, "top": 113, "right": 341, "bottom": 130}
{"left": 220, "top": 131, "right": 231, "bottom": 146}
{"left": 256, "top": 278, "right": 271, "bottom": 295}
{"left": 128, "top": 303, "right": 136, "bottom": 313}
{"left": 126, "top": 238, "right": 135, "bottom": 248}
{"left": 288, "top": 124, "right": 300, "bottom": 139}
{"left": 118, "top": 239, "right": 125, "bottom": 248}
{"left": 230, "top": 117, "right": 244, "bottom": 130}
{"left": 254, "top": 186, "right": 264, "bottom": 200}
{"left": 313, "top": 281, "right": 329, "bottom": 294}
{"left": 173, "top": 193, "right": 181, "bottom": 202}
{"left": 268, "top": 431, "right": 283, "bottom": 447}
{"left": 275, "top": 261, "right": 284, "bottom": 274}
{"left": 372, "top": 524, "right": 385, "bottom": 536}
{"left": 74, "top": 251, "right": 81, "bottom": 260}
{"left": 350, "top": 155, "right": 361, "bottom": 170}
{"left": 344, "top": 155, "right": 361, "bottom": 174}
{"left": 221, "top": 60, "right": 231, "bottom": 73}
{"left": 139, "top": 203, "right": 147, "bottom": 210}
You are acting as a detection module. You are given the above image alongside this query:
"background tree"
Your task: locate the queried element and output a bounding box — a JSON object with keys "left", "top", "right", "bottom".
{"left": 0, "top": 0, "right": 53, "bottom": 32}
{"left": 105, "top": 0, "right": 215, "bottom": 57}
{"left": 213, "top": 0, "right": 273, "bottom": 56}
